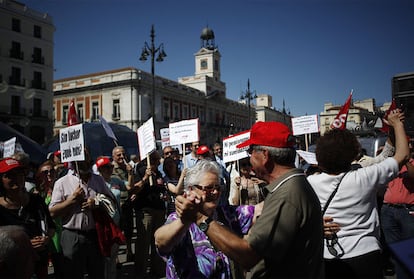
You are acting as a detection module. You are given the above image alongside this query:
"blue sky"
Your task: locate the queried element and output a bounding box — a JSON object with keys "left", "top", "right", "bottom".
{"left": 24, "top": 0, "right": 414, "bottom": 117}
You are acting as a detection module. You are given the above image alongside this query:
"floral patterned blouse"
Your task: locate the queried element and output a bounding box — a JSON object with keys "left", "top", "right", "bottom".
{"left": 157, "top": 205, "right": 255, "bottom": 279}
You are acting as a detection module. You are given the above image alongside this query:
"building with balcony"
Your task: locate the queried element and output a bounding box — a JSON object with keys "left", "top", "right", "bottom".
{"left": 0, "top": 0, "right": 55, "bottom": 144}
{"left": 53, "top": 27, "right": 255, "bottom": 146}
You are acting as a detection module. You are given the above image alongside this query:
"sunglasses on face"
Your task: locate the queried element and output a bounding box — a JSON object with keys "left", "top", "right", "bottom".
{"left": 101, "top": 164, "right": 114, "bottom": 170}
{"left": 193, "top": 184, "right": 221, "bottom": 192}
{"left": 41, "top": 169, "right": 55, "bottom": 175}
{"left": 164, "top": 151, "right": 173, "bottom": 156}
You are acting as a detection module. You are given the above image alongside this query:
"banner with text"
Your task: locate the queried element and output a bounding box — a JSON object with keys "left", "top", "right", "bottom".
{"left": 169, "top": 118, "right": 199, "bottom": 146}
{"left": 291, "top": 115, "right": 319, "bottom": 136}
{"left": 223, "top": 130, "right": 250, "bottom": 163}
{"left": 59, "top": 123, "right": 85, "bottom": 163}
{"left": 137, "top": 117, "right": 156, "bottom": 161}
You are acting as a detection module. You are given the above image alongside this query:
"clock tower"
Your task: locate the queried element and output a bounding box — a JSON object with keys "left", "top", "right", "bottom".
{"left": 179, "top": 26, "right": 226, "bottom": 97}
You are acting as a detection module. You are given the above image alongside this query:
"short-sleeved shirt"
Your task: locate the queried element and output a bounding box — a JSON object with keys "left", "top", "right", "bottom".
{"left": 158, "top": 205, "right": 255, "bottom": 279}
{"left": 308, "top": 157, "right": 399, "bottom": 259}
{"left": 247, "top": 168, "right": 324, "bottom": 278}
{"left": 49, "top": 172, "right": 114, "bottom": 231}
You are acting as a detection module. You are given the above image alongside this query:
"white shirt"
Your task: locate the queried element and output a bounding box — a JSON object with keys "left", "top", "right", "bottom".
{"left": 307, "top": 157, "right": 399, "bottom": 259}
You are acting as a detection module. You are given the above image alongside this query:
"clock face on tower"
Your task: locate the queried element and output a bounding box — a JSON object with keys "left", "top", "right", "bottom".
{"left": 200, "top": 59, "right": 208, "bottom": 69}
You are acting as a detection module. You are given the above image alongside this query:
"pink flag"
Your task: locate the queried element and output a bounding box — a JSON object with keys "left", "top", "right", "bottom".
{"left": 67, "top": 99, "right": 79, "bottom": 126}
{"left": 380, "top": 99, "right": 397, "bottom": 133}
{"left": 330, "top": 90, "right": 353, "bottom": 130}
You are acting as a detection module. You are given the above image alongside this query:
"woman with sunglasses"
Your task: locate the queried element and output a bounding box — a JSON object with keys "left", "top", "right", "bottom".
{"left": 155, "top": 159, "right": 261, "bottom": 279}
{"left": 0, "top": 157, "right": 56, "bottom": 279}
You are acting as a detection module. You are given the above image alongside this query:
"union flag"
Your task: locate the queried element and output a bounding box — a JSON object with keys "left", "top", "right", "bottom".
{"left": 67, "top": 99, "right": 79, "bottom": 126}
{"left": 330, "top": 90, "right": 353, "bottom": 130}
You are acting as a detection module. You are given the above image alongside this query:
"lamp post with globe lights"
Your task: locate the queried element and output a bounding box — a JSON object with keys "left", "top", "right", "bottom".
{"left": 139, "top": 24, "right": 167, "bottom": 120}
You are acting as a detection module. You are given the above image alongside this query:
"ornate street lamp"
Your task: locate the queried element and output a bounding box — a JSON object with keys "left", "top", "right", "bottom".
{"left": 139, "top": 24, "right": 167, "bottom": 120}
{"left": 240, "top": 79, "right": 257, "bottom": 127}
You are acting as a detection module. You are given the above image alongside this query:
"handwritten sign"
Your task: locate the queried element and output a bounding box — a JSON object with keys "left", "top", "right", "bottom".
{"left": 137, "top": 117, "right": 156, "bottom": 161}
{"left": 3, "top": 137, "right": 16, "bottom": 158}
{"left": 291, "top": 115, "right": 319, "bottom": 136}
{"left": 223, "top": 130, "right": 250, "bottom": 163}
{"left": 59, "top": 124, "right": 85, "bottom": 162}
{"left": 169, "top": 118, "right": 199, "bottom": 146}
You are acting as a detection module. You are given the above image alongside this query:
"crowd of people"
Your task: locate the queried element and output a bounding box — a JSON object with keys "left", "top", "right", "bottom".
{"left": 1, "top": 109, "right": 414, "bottom": 279}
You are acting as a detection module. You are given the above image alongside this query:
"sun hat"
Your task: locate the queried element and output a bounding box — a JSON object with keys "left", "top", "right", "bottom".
{"left": 236, "top": 121, "right": 295, "bottom": 149}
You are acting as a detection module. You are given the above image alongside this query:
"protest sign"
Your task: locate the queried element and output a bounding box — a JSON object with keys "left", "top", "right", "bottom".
{"left": 291, "top": 115, "right": 319, "bottom": 136}
{"left": 296, "top": 150, "right": 318, "bottom": 165}
{"left": 137, "top": 117, "right": 156, "bottom": 161}
{"left": 223, "top": 130, "right": 250, "bottom": 163}
{"left": 160, "top": 127, "right": 182, "bottom": 154}
{"left": 169, "top": 118, "right": 199, "bottom": 146}
{"left": 59, "top": 124, "right": 85, "bottom": 163}
{"left": 3, "top": 137, "right": 16, "bottom": 158}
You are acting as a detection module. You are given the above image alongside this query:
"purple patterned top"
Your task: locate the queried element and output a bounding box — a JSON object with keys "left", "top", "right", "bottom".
{"left": 157, "top": 205, "right": 255, "bottom": 279}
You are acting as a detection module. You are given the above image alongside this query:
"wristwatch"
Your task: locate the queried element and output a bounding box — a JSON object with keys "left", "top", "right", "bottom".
{"left": 198, "top": 217, "right": 213, "bottom": 233}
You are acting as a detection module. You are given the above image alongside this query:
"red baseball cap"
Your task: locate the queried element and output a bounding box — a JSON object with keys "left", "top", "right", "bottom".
{"left": 95, "top": 156, "right": 112, "bottom": 168}
{"left": 0, "top": 158, "right": 23, "bottom": 173}
{"left": 196, "top": 145, "right": 210, "bottom": 155}
{"left": 54, "top": 150, "right": 61, "bottom": 157}
{"left": 237, "top": 121, "right": 295, "bottom": 149}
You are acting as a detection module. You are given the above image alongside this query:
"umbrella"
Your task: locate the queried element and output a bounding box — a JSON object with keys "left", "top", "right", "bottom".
{"left": 44, "top": 122, "right": 139, "bottom": 161}
{"left": 0, "top": 122, "right": 47, "bottom": 165}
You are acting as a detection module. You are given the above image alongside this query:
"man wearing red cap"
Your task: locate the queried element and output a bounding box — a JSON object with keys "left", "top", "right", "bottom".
{"left": 191, "top": 121, "right": 324, "bottom": 278}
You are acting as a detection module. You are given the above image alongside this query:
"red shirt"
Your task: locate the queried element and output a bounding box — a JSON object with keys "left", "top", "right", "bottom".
{"left": 384, "top": 159, "right": 414, "bottom": 204}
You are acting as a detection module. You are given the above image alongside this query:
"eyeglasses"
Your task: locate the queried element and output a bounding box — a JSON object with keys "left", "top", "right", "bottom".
{"left": 326, "top": 233, "right": 345, "bottom": 258}
{"left": 41, "top": 169, "right": 55, "bottom": 175}
{"left": 164, "top": 151, "right": 173, "bottom": 156}
{"left": 100, "top": 164, "right": 114, "bottom": 170}
{"left": 247, "top": 145, "right": 264, "bottom": 155}
{"left": 193, "top": 184, "right": 221, "bottom": 192}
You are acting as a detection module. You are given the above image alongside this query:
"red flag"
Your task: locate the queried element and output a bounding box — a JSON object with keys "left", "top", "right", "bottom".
{"left": 330, "top": 90, "right": 353, "bottom": 130}
{"left": 67, "top": 99, "right": 79, "bottom": 126}
{"left": 379, "top": 99, "right": 397, "bottom": 133}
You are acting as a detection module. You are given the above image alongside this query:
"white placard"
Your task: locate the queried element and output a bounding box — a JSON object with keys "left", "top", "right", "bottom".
{"left": 296, "top": 150, "right": 318, "bottom": 165}
{"left": 59, "top": 124, "right": 85, "bottom": 163}
{"left": 169, "top": 118, "right": 199, "bottom": 146}
{"left": 137, "top": 117, "right": 156, "bottom": 161}
{"left": 223, "top": 130, "right": 251, "bottom": 163}
{"left": 291, "top": 115, "right": 319, "bottom": 136}
{"left": 160, "top": 127, "right": 170, "bottom": 150}
{"left": 3, "top": 137, "right": 16, "bottom": 157}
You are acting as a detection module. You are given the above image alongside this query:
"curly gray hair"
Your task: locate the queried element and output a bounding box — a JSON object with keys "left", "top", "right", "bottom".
{"left": 184, "top": 159, "right": 220, "bottom": 190}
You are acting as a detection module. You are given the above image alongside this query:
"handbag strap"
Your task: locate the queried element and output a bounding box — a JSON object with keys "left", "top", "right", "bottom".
{"left": 322, "top": 172, "right": 347, "bottom": 215}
